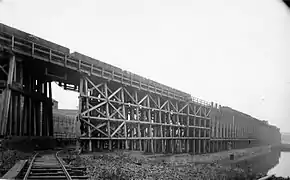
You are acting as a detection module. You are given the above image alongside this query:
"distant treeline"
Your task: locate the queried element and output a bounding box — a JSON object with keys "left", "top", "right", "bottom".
{"left": 281, "top": 133, "right": 290, "bottom": 143}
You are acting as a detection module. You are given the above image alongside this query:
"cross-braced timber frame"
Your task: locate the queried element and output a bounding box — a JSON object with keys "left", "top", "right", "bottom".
{"left": 79, "top": 76, "right": 211, "bottom": 153}
{"left": 0, "top": 23, "right": 275, "bottom": 154}
{"left": 0, "top": 50, "right": 54, "bottom": 137}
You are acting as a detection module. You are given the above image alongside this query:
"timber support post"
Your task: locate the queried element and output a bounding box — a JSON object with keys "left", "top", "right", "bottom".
{"left": 1, "top": 55, "right": 15, "bottom": 135}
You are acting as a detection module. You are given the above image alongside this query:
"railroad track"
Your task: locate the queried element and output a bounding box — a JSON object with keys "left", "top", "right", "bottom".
{"left": 18, "top": 150, "right": 88, "bottom": 180}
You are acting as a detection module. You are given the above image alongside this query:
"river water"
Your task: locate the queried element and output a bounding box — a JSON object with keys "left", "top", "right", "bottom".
{"left": 234, "top": 149, "right": 290, "bottom": 177}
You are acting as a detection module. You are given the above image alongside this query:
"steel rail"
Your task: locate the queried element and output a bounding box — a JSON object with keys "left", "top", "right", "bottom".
{"left": 56, "top": 150, "right": 73, "bottom": 180}
{"left": 23, "top": 152, "right": 39, "bottom": 180}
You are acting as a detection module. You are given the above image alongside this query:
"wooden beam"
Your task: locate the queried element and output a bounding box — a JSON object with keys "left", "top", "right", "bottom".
{"left": 87, "top": 103, "right": 106, "bottom": 117}
{"left": 108, "top": 87, "right": 122, "bottom": 100}
{"left": 17, "top": 94, "right": 21, "bottom": 136}
{"left": 0, "top": 64, "right": 8, "bottom": 75}
{"left": 108, "top": 102, "right": 125, "bottom": 119}
{"left": 48, "top": 81, "right": 53, "bottom": 136}
{"left": 0, "top": 91, "right": 4, "bottom": 128}
{"left": 86, "top": 77, "right": 106, "bottom": 98}
{"left": 88, "top": 82, "right": 103, "bottom": 93}
{"left": 135, "top": 91, "right": 142, "bottom": 151}
{"left": 80, "top": 118, "right": 108, "bottom": 137}
{"left": 31, "top": 78, "right": 36, "bottom": 136}
{"left": 81, "top": 101, "right": 106, "bottom": 116}
{"left": 1, "top": 55, "right": 15, "bottom": 135}
{"left": 169, "top": 100, "right": 178, "bottom": 112}
{"left": 158, "top": 96, "right": 164, "bottom": 153}
{"left": 121, "top": 87, "right": 128, "bottom": 149}
{"left": 8, "top": 92, "right": 13, "bottom": 135}
{"left": 195, "top": 106, "right": 201, "bottom": 116}
{"left": 81, "top": 122, "right": 106, "bottom": 137}
{"left": 148, "top": 95, "right": 159, "bottom": 108}
{"left": 27, "top": 75, "right": 32, "bottom": 136}
{"left": 83, "top": 78, "right": 92, "bottom": 151}
{"left": 123, "top": 87, "right": 137, "bottom": 104}
{"left": 105, "top": 83, "right": 112, "bottom": 150}
{"left": 178, "top": 103, "right": 188, "bottom": 113}
{"left": 111, "top": 121, "right": 125, "bottom": 137}
{"left": 42, "top": 82, "right": 47, "bottom": 136}
{"left": 138, "top": 95, "right": 148, "bottom": 105}
{"left": 186, "top": 104, "right": 189, "bottom": 153}
{"left": 160, "top": 100, "right": 168, "bottom": 110}
{"left": 109, "top": 106, "right": 122, "bottom": 118}
{"left": 147, "top": 95, "right": 154, "bottom": 154}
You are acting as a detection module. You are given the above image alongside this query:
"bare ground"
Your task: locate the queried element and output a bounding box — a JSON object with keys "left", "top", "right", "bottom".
{"left": 64, "top": 146, "right": 272, "bottom": 180}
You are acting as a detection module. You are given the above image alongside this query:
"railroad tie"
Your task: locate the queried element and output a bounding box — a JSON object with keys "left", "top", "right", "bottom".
{"left": 17, "top": 151, "right": 88, "bottom": 180}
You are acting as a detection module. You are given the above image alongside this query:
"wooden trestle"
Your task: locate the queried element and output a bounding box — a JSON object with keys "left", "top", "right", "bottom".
{"left": 0, "top": 23, "right": 264, "bottom": 154}
{"left": 0, "top": 52, "right": 53, "bottom": 137}
{"left": 78, "top": 76, "right": 211, "bottom": 153}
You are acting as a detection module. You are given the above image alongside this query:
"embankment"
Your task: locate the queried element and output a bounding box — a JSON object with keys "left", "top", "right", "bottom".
{"left": 138, "top": 145, "right": 273, "bottom": 166}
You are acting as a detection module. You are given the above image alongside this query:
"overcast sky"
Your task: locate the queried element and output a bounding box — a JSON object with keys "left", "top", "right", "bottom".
{"left": 1, "top": 0, "right": 290, "bottom": 132}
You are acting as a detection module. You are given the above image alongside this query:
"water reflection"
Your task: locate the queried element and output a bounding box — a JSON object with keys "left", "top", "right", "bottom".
{"left": 268, "top": 152, "right": 290, "bottom": 177}
{"left": 232, "top": 149, "right": 281, "bottom": 176}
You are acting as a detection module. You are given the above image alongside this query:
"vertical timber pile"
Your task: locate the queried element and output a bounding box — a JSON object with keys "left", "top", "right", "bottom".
{"left": 209, "top": 105, "right": 262, "bottom": 152}
{"left": 0, "top": 23, "right": 280, "bottom": 154}
{"left": 78, "top": 74, "right": 212, "bottom": 153}
{"left": 0, "top": 50, "right": 53, "bottom": 137}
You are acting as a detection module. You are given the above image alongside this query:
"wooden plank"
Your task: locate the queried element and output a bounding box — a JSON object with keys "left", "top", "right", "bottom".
{"left": 0, "top": 23, "right": 69, "bottom": 54}
{"left": 69, "top": 52, "right": 196, "bottom": 102}
{"left": 0, "top": 29, "right": 203, "bottom": 104}
{"left": 2, "top": 160, "right": 27, "bottom": 179}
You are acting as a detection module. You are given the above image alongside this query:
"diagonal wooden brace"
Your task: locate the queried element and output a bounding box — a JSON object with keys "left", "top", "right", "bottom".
{"left": 82, "top": 122, "right": 107, "bottom": 136}
{"left": 123, "top": 87, "right": 137, "bottom": 103}
{"left": 138, "top": 95, "right": 148, "bottom": 105}
{"left": 86, "top": 77, "right": 106, "bottom": 98}
{"left": 160, "top": 100, "right": 168, "bottom": 110}
{"left": 88, "top": 103, "right": 106, "bottom": 117}
{"left": 169, "top": 100, "right": 178, "bottom": 112}
{"left": 81, "top": 101, "right": 106, "bottom": 116}
{"left": 109, "top": 106, "right": 122, "bottom": 118}
{"left": 178, "top": 103, "right": 188, "bottom": 113}
{"left": 0, "top": 64, "right": 8, "bottom": 75}
{"left": 108, "top": 87, "right": 122, "bottom": 101}
{"left": 195, "top": 106, "right": 201, "bottom": 116}
{"left": 80, "top": 118, "right": 108, "bottom": 137}
{"left": 148, "top": 95, "right": 159, "bottom": 108}
{"left": 111, "top": 121, "right": 125, "bottom": 137}
{"left": 109, "top": 102, "right": 125, "bottom": 119}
